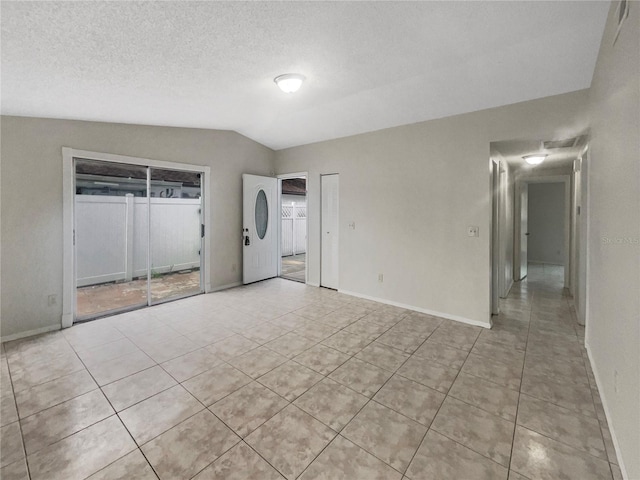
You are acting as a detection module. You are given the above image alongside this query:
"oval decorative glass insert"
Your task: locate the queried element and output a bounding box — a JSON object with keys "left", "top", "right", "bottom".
{"left": 255, "top": 189, "right": 268, "bottom": 239}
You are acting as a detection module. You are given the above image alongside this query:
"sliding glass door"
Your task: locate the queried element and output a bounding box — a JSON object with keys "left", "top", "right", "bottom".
{"left": 74, "top": 159, "right": 204, "bottom": 320}
{"left": 149, "top": 167, "right": 203, "bottom": 304}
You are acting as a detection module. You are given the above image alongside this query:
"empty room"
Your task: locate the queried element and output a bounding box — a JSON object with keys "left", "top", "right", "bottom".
{"left": 1, "top": 2, "right": 638, "bottom": 480}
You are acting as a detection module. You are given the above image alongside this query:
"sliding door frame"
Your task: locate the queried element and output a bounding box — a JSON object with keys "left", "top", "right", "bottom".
{"left": 62, "top": 147, "right": 211, "bottom": 328}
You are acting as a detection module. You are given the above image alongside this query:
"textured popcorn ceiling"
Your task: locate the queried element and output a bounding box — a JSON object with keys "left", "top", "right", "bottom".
{"left": 1, "top": 1, "right": 608, "bottom": 150}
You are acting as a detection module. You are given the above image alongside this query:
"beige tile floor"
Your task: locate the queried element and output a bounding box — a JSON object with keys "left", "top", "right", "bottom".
{"left": 0, "top": 265, "right": 622, "bottom": 480}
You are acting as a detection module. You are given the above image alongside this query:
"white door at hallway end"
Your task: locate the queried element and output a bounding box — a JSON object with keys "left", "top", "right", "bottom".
{"left": 321, "top": 174, "right": 339, "bottom": 289}
{"left": 243, "top": 174, "right": 278, "bottom": 284}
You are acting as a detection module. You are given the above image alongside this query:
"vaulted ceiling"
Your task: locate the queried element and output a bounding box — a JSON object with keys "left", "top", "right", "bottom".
{"left": 1, "top": 1, "right": 609, "bottom": 150}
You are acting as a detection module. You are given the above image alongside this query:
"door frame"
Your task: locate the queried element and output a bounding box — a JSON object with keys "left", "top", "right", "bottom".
{"left": 277, "top": 172, "right": 309, "bottom": 284}
{"left": 516, "top": 182, "right": 529, "bottom": 281}
{"left": 575, "top": 147, "right": 590, "bottom": 328}
{"left": 514, "top": 174, "right": 571, "bottom": 288}
{"left": 62, "top": 147, "right": 212, "bottom": 328}
{"left": 490, "top": 158, "right": 501, "bottom": 315}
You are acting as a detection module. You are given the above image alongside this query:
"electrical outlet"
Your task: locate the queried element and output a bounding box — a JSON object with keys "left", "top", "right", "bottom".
{"left": 378, "top": 273, "right": 384, "bottom": 283}
{"left": 47, "top": 294, "right": 57, "bottom": 306}
{"left": 467, "top": 226, "right": 479, "bottom": 237}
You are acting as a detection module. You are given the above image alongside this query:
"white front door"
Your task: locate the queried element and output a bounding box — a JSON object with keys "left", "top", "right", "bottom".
{"left": 520, "top": 183, "right": 529, "bottom": 280}
{"left": 321, "top": 174, "right": 339, "bottom": 289}
{"left": 243, "top": 174, "right": 278, "bottom": 284}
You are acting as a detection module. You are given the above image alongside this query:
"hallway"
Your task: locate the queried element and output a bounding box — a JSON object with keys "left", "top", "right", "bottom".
{"left": 494, "top": 263, "right": 621, "bottom": 479}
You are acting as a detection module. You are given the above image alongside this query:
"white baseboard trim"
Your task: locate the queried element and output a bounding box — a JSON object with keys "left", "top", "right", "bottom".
{"left": 1, "top": 324, "right": 61, "bottom": 343}
{"left": 505, "top": 280, "right": 514, "bottom": 297}
{"left": 209, "top": 282, "right": 242, "bottom": 293}
{"left": 585, "top": 342, "right": 629, "bottom": 479}
{"left": 338, "top": 289, "right": 491, "bottom": 329}
{"left": 61, "top": 313, "right": 73, "bottom": 329}
{"left": 528, "top": 260, "right": 564, "bottom": 266}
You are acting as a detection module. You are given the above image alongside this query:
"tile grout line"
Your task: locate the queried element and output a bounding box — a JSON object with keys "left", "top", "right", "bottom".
{"left": 5, "top": 277, "right": 608, "bottom": 479}
{"left": 411, "top": 317, "right": 508, "bottom": 475}
{"left": 3, "top": 352, "right": 33, "bottom": 480}
{"left": 293, "top": 310, "right": 506, "bottom": 477}
{"left": 506, "top": 284, "right": 534, "bottom": 476}
{"left": 317, "top": 316, "right": 458, "bottom": 477}
{"left": 137, "top": 302, "right": 359, "bottom": 480}
{"left": 11, "top": 333, "right": 149, "bottom": 480}
{"left": 279, "top": 306, "right": 420, "bottom": 478}
{"left": 66, "top": 335, "right": 162, "bottom": 480}
{"left": 69, "top": 328, "right": 210, "bottom": 479}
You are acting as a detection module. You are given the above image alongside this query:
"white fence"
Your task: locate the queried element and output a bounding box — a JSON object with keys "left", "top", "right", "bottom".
{"left": 76, "top": 194, "right": 201, "bottom": 287}
{"left": 282, "top": 203, "right": 306, "bottom": 256}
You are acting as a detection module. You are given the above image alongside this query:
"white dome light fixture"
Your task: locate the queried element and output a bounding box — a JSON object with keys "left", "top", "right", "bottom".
{"left": 523, "top": 154, "right": 548, "bottom": 165}
{"left": 274, "top": 73, "right": 306, "bottom": 93}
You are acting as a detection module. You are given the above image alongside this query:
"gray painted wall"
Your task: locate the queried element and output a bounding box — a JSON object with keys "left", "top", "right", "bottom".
{"left": 0, "top": 116, "right": 275, "bottom": 339}
{"left": 527, "top": 183, "right": 565, "bottom": 265}
{"left": 276, "top": 89, "right": 589, "bottom": 327}
{"left": 586, "top": 1, "right": 640, "bottom": 477}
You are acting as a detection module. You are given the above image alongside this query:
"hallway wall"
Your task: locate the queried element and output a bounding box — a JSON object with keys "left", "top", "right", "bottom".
{"left": 527, "top": 183, "right": 565, "bottom": 265}
{"left": 276, "top": 90, "right": 589, "bottom": 328}
{"left": 586, "top": 0, "right": 640, "bottom": 477}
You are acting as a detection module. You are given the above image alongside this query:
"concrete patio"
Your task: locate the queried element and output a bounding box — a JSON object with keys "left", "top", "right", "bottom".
{"left": 77, "top": 254, "right": 308, "bottom": 319}
{"left": 281, "top": 254, "right": 306, "bottom": 283}
{"left": 77, "top": 270, "right": 201, "bottom": 318}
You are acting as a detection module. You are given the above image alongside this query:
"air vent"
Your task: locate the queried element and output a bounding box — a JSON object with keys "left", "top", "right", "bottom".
{"left": 544, "top": 137, "right": 579, "bottom": 149}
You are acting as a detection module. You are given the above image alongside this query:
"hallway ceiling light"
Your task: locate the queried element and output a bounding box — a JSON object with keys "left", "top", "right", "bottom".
{"left": 274, "top": 73, "right": 306, "bottom": 93}
{"left": 523, "top": 154, "right": 548, "bottom": 165}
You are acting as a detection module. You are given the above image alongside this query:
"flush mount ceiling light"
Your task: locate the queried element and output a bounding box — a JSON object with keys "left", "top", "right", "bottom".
{"left": 274, "top": 73, "right": 306, "bottom": 93}
{"left": 523, "top": 154, "right": 548, "bottom": 165}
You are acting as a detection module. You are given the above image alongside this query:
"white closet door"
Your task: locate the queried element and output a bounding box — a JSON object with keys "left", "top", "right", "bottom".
{"left": 321, "top": 174, "right": 339, "bottom": 289}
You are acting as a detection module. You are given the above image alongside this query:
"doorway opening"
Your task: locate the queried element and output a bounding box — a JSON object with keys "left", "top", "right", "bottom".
{"left": 279, "top": 175, "right": 307, "bottom": 283}
{"left": 524, "top": 181, "right": 568, "bottom": 284}
{"left": 63, "top": 149, "right": 210, "bottom": 325}
{"left": 514, "top": 175, "right": 571, "bottom": 291}
{"left": 489, "top": 137, "right": 584, "bottom": 321}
